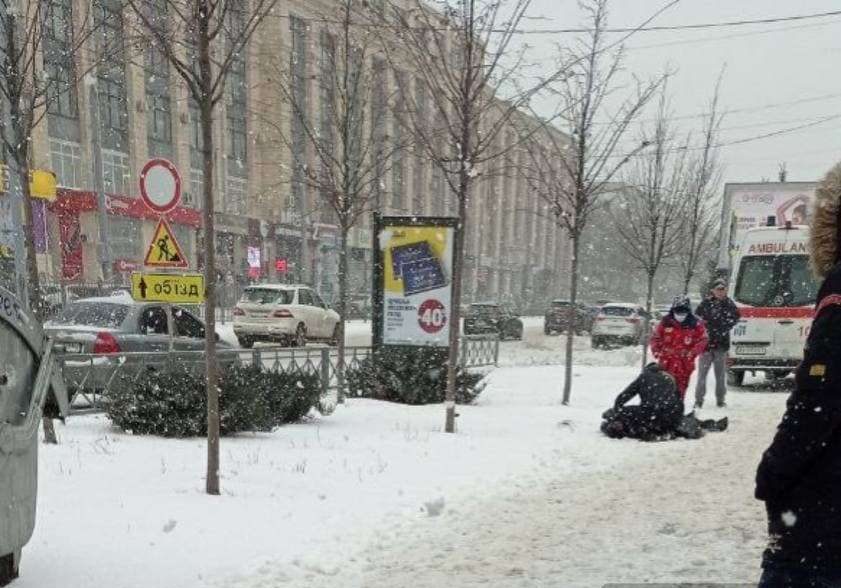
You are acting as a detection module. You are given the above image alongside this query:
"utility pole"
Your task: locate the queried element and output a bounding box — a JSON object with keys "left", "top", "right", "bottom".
{"left": 85, "top": 74, "right": 111, "bottom": 284}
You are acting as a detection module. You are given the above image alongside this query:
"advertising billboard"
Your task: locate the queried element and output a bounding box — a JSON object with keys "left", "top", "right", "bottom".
{"left": 373, "top": 216, "right": 458, "bottom": 347}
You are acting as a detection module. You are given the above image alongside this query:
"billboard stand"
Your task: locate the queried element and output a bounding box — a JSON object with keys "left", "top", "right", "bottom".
{"left": 372, "top": 215, "right": 460, "bottom": 419}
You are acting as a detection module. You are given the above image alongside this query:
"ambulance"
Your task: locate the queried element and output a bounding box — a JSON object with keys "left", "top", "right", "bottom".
{"left": 726, "top": 222, "right": 819, "bottom": 385}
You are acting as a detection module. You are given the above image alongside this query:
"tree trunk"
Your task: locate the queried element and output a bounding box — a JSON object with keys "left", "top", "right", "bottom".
{"left": 445, "top": 177, "right": 469, "bottom": 433}
{"left": 198, "top": 18, "right": 220, "bottom": 496}
{"left": 18, "top": 163, "right": 42, "bottom": 320}
{"left": 562, "top": 233, "right": 580, "bottom": 405}
{"left": 336, "top": 225, "right": 349, "bottom": 404}
{"left": 641, "top": 271, "right": 655, "bottom": 370}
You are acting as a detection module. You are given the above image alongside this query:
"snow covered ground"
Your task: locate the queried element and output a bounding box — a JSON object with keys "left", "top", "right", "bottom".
{"left": 17, "top": 324, "right": 789, "bottom": 588}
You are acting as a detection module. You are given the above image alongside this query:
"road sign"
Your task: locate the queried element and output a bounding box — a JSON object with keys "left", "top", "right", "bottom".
{"left": 144, "top": 218, "right": 188, "bottom": 268}
{"left": 139, "top": 158, "right": 181, "bottom": 213}
{"left": 130, "top": 272, "right": 205, "bottom": 304}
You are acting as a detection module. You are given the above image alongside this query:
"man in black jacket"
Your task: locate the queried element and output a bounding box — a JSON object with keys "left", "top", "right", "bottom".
{"left": 694, "top": 280, "right": 741, "bottom": 408}
{"left": 755, "top": 161, "right": 841, "bottom": 587}
{"left": 601, "top": 363, "right": 684, "bottom": 441}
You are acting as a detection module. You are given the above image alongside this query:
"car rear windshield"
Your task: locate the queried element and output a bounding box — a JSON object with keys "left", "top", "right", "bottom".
{"left": 735, "top": 254, "right": 819, "bottom": 307}
{"left": 53, "top": 302, "right": 129, "bottom": 328}
{"left": 242, "top": 288, "right": 294, "bottom": 305}
{"left": 601, "top": 306, "right": 634, "bottom": 317}
{"left": 470, "top": 305, "right": 500, "bottom": 317}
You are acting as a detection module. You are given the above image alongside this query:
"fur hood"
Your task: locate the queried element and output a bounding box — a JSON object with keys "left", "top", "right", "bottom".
{"left": 810, "top": 162, "right": 841, "bottom": 278}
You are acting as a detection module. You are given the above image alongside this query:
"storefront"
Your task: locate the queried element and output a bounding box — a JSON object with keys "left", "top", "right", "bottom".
{"left": 47, "top": 188, "right": 201, "bottom": 284}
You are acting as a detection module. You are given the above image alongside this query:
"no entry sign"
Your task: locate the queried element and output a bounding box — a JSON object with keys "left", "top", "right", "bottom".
{"left": 139, "top": 158, "right": 181, "bottom": 214}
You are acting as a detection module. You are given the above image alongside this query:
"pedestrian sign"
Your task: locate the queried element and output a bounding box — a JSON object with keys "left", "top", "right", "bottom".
{"left": 144, "top": 218, "right": 188, "bottom": 268}
{"left": 130, "top": 272, "right": 205, "bottom": 304}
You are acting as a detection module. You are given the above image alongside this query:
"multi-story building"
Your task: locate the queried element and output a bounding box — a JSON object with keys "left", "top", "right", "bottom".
{"left": 16, "top": 0, "right": 570, "bottom": 309}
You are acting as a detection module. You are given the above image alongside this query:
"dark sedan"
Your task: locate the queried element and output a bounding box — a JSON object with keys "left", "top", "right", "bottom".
{"left": 463, "top": 303, "right": 523, "bottom": 340}
{"left": 544, "top": 300, "right": 594, "bottom": 335}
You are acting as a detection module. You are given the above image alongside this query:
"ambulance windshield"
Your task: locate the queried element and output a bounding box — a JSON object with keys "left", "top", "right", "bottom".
{"left": 735, "top": 254, "right": 819, "bottom": 307}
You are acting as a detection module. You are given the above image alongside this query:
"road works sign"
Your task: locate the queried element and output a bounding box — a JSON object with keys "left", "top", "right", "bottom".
{"left": 130, "top": 272, "right": 205, "bottom": 304}
{"left": 144, "top": 218, "right": 188, "bottom": 268}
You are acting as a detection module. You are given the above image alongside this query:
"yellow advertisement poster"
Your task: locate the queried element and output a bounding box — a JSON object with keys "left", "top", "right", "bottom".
{"left": 379, "top": 223, "right": 455, "bottom": 346}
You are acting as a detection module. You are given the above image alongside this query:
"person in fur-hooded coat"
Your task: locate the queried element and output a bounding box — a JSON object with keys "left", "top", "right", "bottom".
{"left": 755, "top": 162, "right": 841, "bottom": 586}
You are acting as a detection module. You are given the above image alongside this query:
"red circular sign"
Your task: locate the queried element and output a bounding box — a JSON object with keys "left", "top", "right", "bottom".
{"left": 139, "top": 158, "right": 182, "bottom": 214}
{"left": 418, "top": 299, "right": 447, "bottom": 334}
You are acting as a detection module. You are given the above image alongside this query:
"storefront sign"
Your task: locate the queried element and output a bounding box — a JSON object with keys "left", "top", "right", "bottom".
{"left": 130, "top": 272, "right": 205, "bottom": 304}
{"left": 374, "top": 216, "right": 458, "bottom": 347}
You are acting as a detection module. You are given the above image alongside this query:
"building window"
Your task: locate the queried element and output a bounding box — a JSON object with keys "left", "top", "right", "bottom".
{"left": 371, "top": 57, "right": 387, "bottom": 211}
{"left": 145, "top": 0, "right": 173, "bottom": 159}
{"left": 102, "top": 149, "right": 130, "bottom": 194}
{"left": 50, "top": 140, "right": 83, "bottom": 188}
{"left": 107, "top": 216, "right": 142, "bottom": 261}
{"left": 226, "top": 177, "right": 246, "bottom": 215}
{"left": 94, "top": 0, "right": 129, "bottom": 152}
{"left": 45, "top": 0, "right": 79, "bottom": 141}
{"left": 226, "top": 0, "right": 247, "bottom": 178}
{"left": 412, "top": 77, "right": 426, "bottom": 214}
{"left": 391, "top": 69, "right": 407, "bottom": 212}
{"left": 318, "top": 29, "right": 336, "bottom": 224}
{"left": 186, "top": 170, "right": 203, "bottom": 209}
{"left": 290, "top": 15, "right": 308, "bottom": 218}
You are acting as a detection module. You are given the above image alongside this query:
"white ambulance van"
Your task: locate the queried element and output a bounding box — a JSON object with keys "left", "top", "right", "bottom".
{"left": 727, "top": 223, "right": 820, "bottom": 385}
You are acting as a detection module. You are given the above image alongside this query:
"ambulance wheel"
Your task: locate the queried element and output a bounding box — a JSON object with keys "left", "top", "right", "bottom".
{"left": 0, "top": 552, "right": 19, "bottom": 587}
{"left": 727, "top": 370, "right": 745, "bottom": 387}
{"left": 767, "top": 370, "right": 791, "bottom": 380}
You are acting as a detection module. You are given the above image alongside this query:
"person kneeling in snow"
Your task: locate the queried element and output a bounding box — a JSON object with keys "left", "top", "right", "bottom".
{"left": 602, "top": 363, "right": 728, "bottom": 441}
{"left": 601, "top": 363, "right": 684, "bottom": 441}
{"left": 650, "top": 296, "right": 708, "bottom": 399}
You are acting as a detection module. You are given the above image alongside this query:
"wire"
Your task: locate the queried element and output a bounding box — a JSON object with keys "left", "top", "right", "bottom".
{"left": 267, "top": 8, "right": 841, "bottom": 36}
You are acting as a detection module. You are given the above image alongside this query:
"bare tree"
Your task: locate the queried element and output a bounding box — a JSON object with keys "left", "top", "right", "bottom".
{"left": 125, "top": 0, "right": 276, "bottom": 495}
{"left": 680, "top": 74, "right": 724, "bottom": 296}
{"left": 0, "top": 0, "right": 103, "bottom": 319}
{"left": 614, "top": 84, "right": 687, "bottom": 367}
{"left": 0, "top": 0, "right": 107, "bottom": 444}
{"left": 384, "top": 0, "right": 556, "bottom": 432}
{"left": 520, "top": 0, "right": 663, "bottom": 405}
{"left": 261, "top": 0, "right": 400, "bottom": 404}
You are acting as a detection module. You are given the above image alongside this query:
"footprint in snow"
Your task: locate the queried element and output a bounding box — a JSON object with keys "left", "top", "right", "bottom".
{"left": 163, "top": 519, "right": 177, "bottom": 533}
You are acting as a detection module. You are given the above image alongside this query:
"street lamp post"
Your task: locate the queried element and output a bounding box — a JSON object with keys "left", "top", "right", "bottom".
{"left": 84, "top": 73, "right": 111, "bottom": 284}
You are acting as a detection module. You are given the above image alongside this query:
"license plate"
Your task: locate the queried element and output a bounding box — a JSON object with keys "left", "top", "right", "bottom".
{"left": 64, "top": 343, "right": 82, "bottom": 353}
{"left": 736, "top": 344, "right": 767, "bottom": 356}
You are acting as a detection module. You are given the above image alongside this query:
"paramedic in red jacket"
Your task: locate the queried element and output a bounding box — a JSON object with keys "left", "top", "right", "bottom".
{"left": 650, "top": 297, "right": 708, "bottom": 399}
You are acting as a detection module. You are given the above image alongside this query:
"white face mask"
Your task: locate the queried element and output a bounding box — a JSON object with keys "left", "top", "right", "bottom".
{"left": 674, "top": 312, "right": 688, "bottom": 323}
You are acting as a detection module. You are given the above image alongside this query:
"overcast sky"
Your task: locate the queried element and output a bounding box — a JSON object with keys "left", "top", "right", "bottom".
{"left": 517, "top": 0, "right": 841, "bottom": 184}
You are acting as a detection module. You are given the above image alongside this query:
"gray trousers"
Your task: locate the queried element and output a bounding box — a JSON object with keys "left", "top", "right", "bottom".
{"left": 695, "top": 348, "right": 727, "bottom": 405}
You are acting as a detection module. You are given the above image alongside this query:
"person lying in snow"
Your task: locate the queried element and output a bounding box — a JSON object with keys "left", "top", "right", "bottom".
{"left": 601, "top": 363, "right": 727, "bottom": 441}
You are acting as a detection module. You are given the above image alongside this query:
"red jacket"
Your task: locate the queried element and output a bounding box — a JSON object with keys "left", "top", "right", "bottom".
{"left": 651, "top": 315, "right": 708, "bottom": 361}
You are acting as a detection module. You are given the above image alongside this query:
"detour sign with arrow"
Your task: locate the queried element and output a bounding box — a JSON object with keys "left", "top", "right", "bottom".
{"left": 130, "top": 272, "right": 205, "bottom": 304}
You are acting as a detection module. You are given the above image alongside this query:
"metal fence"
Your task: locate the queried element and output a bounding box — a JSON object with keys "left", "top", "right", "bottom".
{"left": 57, "top": 336, "right": 498, "bottom": 414}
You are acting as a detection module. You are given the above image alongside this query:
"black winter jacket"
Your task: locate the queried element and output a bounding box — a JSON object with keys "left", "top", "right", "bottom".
{"left": 614, "top": 363, "right": 683, "bottom": 416}
{"left": 695, "top": 296, "right": 740, "bottom": 351}
{"left": 755, "top": 262, "right": 841, "bottom": 571}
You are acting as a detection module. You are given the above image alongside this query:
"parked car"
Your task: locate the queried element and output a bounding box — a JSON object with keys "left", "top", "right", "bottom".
{"left": 544, "top": 300, "right": 592, "bottom": 335}
{"left": 233, "top": 284, "right": 340, "bottom": 348}
{"left": 590, "top": 303, "right": 650, "bottom": 348}
{"left": 45, "top": 293, "right": 229, "bottom": 401}
{"left": 463, "top": 302, "right": 523, "bottom": 340}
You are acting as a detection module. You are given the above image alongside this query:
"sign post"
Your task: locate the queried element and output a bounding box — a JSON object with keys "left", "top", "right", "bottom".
{"left": 135, "top": 159, "right": 185, "bottom": 352}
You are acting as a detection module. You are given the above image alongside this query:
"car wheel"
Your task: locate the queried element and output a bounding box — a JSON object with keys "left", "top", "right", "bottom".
{"left": 294, "top": 324, "right": 307, "bottom": 347}
{"left": 0, "top": 553, "right": 19, "bottom": 586}
{"left": 727, "top": 370, "right": 745, "bottom": 387}
{"left": 237, "top": 336, "right": 254, "bottom": 349}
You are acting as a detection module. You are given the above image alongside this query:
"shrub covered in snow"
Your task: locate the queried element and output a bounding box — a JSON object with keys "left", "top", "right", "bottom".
{"left": 346, "top": 348, "right": 485, "bottom": 405}
{"left": 106, "top": 362, "right": 323, "bottom": 437}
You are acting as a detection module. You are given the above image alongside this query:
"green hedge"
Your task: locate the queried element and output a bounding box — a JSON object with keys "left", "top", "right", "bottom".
{"left": 346, "top": 347, "right": 485, "bottom": 405}
{"left": 106, "top": 362, "right": 323, "bottom": 437}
